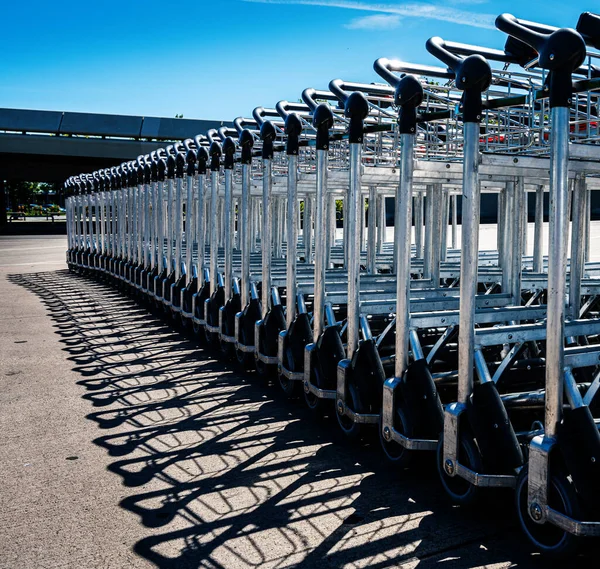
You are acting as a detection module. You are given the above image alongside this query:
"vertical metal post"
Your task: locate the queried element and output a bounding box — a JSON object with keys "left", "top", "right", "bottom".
{"left": 545, "top": 106, "right": 570, "bottom": 438}
{"left": 423, "top": 185, "right": 434, "bottom": 279}
{"left": 286, "top": 154, "right": 298, "bottom": 327}
{"left": 451, "top": 194, "right": 458, "bottom": 250}
{"left": 457, "top": 122, "right": 481, "bottom": 405}
{"left": 166, "top": 179, "right": 174, "bottom": 273}
{"left": 185, "top": 175, "right": 194, "bottom": 283}
{"left": 313, "top": 148, "right": 328, "bottom": 340}
{"left": 367, "top": 186, "right": 377, "bottom": 274}
{"left": 395, "top": 133, "right": 415, "bottom": 377}
{"left": 347, "top": 142, "right": 361, "bottom": 358}
{"left": 196, "top": 173, "right": 205, "bottom": 287}
{"left": 224, "top": 169, "right": 232, "bottom": 301}
{"left": 430, "top": 184, "right": 443, "bottom": 287}
{"left": 440, "top": 187, "right": 448, "bottom": 262}
{"left": 376, "top": 194, "right": 384, "bottom": 254}
{"left": 210, "top": 170, "right": 219, "bottom": 295}
{"left": 533, "top": 185, "right": 544, "bottom": 272}
{"left": 236, "top": 164, "right": 248, "bottom": 309}
{"left": 261, "top": 160, "right": 272, "bottom": 318}
{"left": 569, "top": 176, "right": 586, "bottom": 320}
{"left": 414, "top": 193, "right": 424, "bottom": 259}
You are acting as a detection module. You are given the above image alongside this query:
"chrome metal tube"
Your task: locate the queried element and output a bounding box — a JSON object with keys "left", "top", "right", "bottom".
{"left": 415, "top": 193, "right": 424, "bottom": 259}
{"left": 313, "top": 148, "right": 328, "bottom": 340}
{"left": 286, "top": 154, "right": 298, "bottom": 328}
{"left": 156, "top": 182, "right": 165, "bottom": 270}
{"left": 451, "top": 194, "right": 458, "bottom": 250}
{"left": 533, "top": 185, "right": 544, "bottom": 272}
{"left": 224, "top": 169, "right": 233, "bottom": 301}
{"left": 240, "top": 164, "right": 251, "bottom": 308}
{"left": 395, "top": 133, "right": 415, "bottom": 377}
{"left": 261, "top": 160, "right": 272, "bottom": 318}
{"left": 569, "top": 176, "right": 586, "bottom": 320}
{"left": 347, "top": 143, "right": 362, "bottom": 358}
{"left": 457, "top": 122, "right": 481, "bottom": 405}
{"left": 367, "top": 186, "right": 377, "bottom": 274}
{"left": 196, "top": 174, "right": 205, "bottom": 288}
{"left": 185, "top": 175, "right": 194, "bottom": 283}
{"left": 423, "top": 185, "right": 434, "bottom": 279}
{"left": 175, "top": 178, "right": 183, "bottom": 280}
{"left": 545, "top": 106, "right": 570, "bottom": 438}
{"left": 209, "top": 171, "right": 219, "bottom": 295}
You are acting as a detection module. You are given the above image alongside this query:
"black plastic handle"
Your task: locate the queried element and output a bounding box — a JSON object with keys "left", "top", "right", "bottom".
{"left": 260, "top": 120, "right": 276, "bottom": 159}
{"left": 238, "top": 129, "right": 254, "bottom": 164}
{"left": 197, "top": 146, "right": 209, "bottom": 175}
{"left": 344, "top": 91, "right": 369, "bottom": 144}
{"left": 284, "top": 113, "right": 303, "bottom": 155}
{"left": 233, "top": 117, "right": 258, "bottom": 135}
{"left": 222, "top": 136, "right": 236, "bottom": 170}
{"left": 275, "top": 100, "right": 310, "bottom": 121}
{"left": 209, "top": 139, "right": 222, "bottom": 172}
{"left": 495, "top": 14, "right": 586, "bottom": 72}
{"left": 313, "top": 103, "right": 334, "bottom": 150}
{"left": 577, "top": 12, "right": 600, "bottom": 49}
{"left": 301, "top": 88, "right": 339, "bottom": 111}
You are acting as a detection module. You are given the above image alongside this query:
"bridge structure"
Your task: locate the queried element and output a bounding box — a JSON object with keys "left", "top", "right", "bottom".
{"left": 0, "top": 107, "right": 229, "bottom": 229}
{"left": 0, "top": 107, "right": 228, "bottom": 183}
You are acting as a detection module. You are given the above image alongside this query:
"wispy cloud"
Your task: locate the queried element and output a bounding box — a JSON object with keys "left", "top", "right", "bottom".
{"left": 243, "top": 0, "right": 496, "bottom": 29}
{"left": 345, "top": 13, "right": 402, "bottom": 29}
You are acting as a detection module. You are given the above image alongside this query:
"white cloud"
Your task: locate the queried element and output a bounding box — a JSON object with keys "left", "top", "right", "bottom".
{"left": 243, "top": 0, "right": 496, "bottom": 30}
{"left": 345, "top": 13, "right": 402, "bottom": 30}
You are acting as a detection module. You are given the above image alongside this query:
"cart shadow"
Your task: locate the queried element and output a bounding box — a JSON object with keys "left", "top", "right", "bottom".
{"left": 9, "top": 269, "right": 573, "bottom": 569}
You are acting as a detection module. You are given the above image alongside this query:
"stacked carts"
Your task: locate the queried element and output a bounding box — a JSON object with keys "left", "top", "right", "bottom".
{"left": 64, "top": 11, "right": 600, "bottom": 557}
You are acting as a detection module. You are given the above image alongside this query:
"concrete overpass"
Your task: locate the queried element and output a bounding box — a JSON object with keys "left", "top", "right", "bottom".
{"left": 0, "top": 108, "right": 229, "bottom": 183}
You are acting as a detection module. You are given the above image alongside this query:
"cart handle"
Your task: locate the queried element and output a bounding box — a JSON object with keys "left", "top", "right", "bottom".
{"left": 496, "top": 14, "right": 586, "bottom": 73}
{"left": 301, "top": 88, "right": 339, "bottom": 111}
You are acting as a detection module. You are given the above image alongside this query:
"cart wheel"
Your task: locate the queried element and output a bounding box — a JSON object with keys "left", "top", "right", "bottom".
{"left": 336, "top": 382, "right": 364, "bottom": 441}
{"left": 220, "top": 340, "right": 235, "bottom": 360}
{"left": 235, "top": 327, "right": 255, "bottom": 370}
{"left": 255, "top": 357, "right": 276, "bottom": 379}
{"left": 304, "top": 366, "right": 331, "bottom": 419}
{"left": 436, "top": 428, "right": 482, "bottom": 505}
{"left": 379, "top": 401, "right": 414, "bottom": 467}
{"left": 279, "top": 374, "right": 301, "bottom": 398}
{"left": 516, "top": 466, "right": 580, "bottom": 557}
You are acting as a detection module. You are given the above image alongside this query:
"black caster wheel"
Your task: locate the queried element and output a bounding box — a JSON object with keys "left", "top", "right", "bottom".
{"left": 515, "top": 466, "right": 580, "bottom": 557}
{"left": 379, "top": 402, "right": 414, "bottom": 467}
{"left": 335, "top": 383, "right": 364, "bottom": 441}
{"left": 436, "top": 427, "right": 482, "bottom": 506}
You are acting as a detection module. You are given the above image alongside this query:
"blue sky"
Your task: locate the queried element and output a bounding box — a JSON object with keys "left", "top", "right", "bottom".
{"left": 0, "top": 1, "right": 591, "bottom": 121}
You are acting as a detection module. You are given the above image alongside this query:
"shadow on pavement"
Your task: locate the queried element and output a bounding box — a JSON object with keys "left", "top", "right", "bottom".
{"left": 10, "top": 269, "right": 574, "bottom": 569}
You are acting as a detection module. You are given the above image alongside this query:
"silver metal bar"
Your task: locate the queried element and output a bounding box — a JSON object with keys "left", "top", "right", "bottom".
{"left": 533, "top": 185, "right": 544, "bottom": 273}
{"left": 347, "top": 142, "right": 362, "bottom": 359}
{"left": 209, "top": 170, "right": 219, "bottom": 295}
{"left": 286, "top": 154, "right": 298, "bottom": 328}
{"left": 367, "top": 186, "right": 377, "bottom": 274}
{"left": 197, "top": 174, "right": 205, "bottom": 288}
{"left": 569, "top": 176, "right": 587, "bottom": 320}
{"left": 241, "top": 163, "right": 251, "bottom": 309}
{"left": 261, "top": 159, "right": 272, "bottom": 318}
{"left": 395, "top": 133, "right": 415, "bottom": 377}
{"left": 224, "top": 169, "right": 233, "bottom": 301}
{"left": 457, "top": 122, "right": 481, "bottom": 405}
{"left": 313, "top": 148, "right": 328, "bottom": 340}
{"left": 545, "top": 106, "right": 570, "bottom": 438}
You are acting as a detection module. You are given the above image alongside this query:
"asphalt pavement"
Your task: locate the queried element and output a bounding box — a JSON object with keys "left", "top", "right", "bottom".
{"left": 0, "top": 234, "right": 591, "bottom": 569}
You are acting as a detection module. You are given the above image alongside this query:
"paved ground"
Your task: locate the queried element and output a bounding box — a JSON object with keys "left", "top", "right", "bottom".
{"left": 0, "top": 235, "right": 592, "bottom": 569}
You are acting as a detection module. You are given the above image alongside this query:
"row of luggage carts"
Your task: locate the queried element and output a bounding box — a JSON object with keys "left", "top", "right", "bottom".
{"left": 64, "top": 12, "right": 600, "bottom": 557}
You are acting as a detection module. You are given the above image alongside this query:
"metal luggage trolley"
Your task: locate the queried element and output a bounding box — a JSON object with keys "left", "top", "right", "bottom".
{"left": 492, "top": 12, "right": 600, "bottom": 556}
{"left": 425, "top": 13, "right": 600, "bottom": 521}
